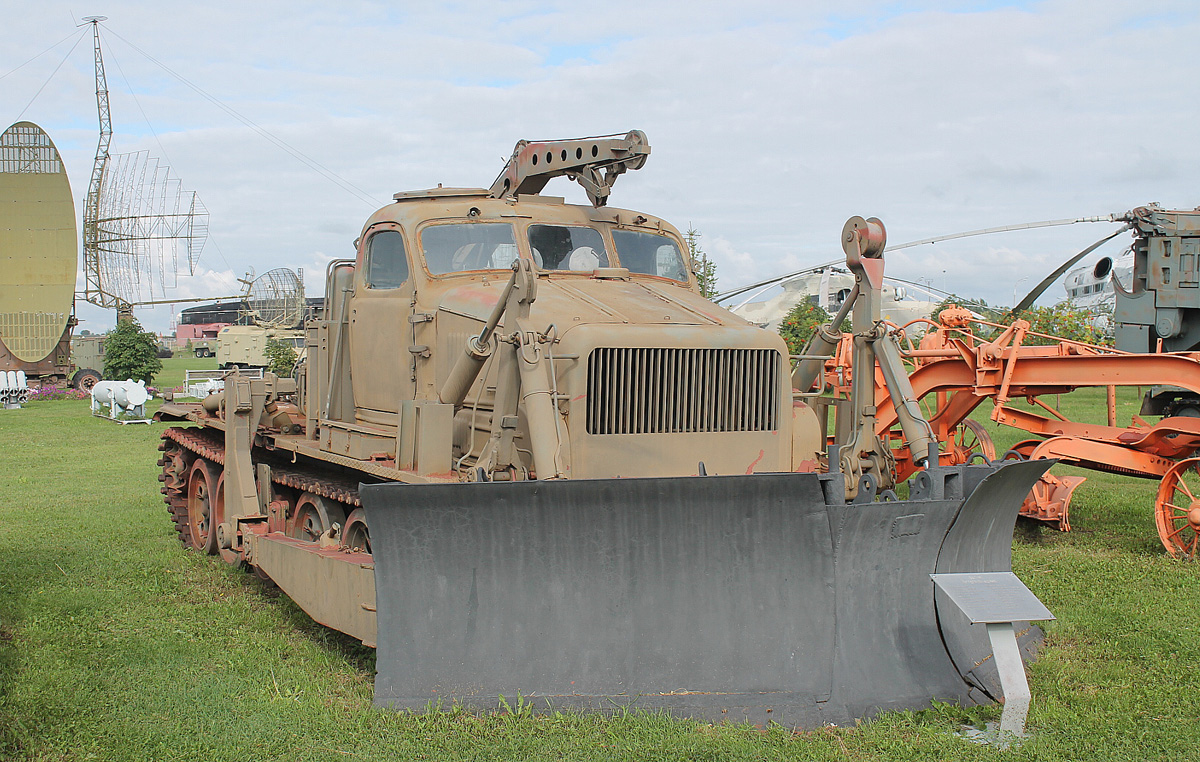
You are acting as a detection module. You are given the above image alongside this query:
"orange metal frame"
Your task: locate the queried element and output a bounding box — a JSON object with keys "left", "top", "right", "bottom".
{"left": 819, "top": 309, "right": 1200, "bottom": 553}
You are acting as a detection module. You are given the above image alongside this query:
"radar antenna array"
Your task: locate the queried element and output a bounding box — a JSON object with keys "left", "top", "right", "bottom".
{"left": 244, "top": 268, "right": 304, "bottom": 328}
{"left": 80, "top": 17, "right": 208, "bottom": 310}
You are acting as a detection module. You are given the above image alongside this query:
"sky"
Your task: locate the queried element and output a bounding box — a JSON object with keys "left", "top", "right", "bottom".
{"left": 3, "top": 0, "right": 1198, "bottom": 333}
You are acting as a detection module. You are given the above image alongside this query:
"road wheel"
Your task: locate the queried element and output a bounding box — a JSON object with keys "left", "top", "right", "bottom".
{"left": 287, "top": 492, "right": 346, "bottom": 543}
{"left": 343, "top": 508, "right": 371, "bottom": 554}
{"left": 1155, "top": 458, "right": 1200, "bottom": 559}
{"left": 71, "top": 368, "right": 101, "bottom": 393}
{"left": 186, "top": 460, "right": 220, "bottom": 554}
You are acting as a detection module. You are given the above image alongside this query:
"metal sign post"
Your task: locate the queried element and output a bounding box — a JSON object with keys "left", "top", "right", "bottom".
{"left": 931, "top": 571, "right": 1055, "bottom": 746}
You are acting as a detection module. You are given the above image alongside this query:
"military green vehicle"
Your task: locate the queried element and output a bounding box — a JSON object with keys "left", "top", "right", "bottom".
{"left": 216, "top": 325, "right": 304, "bottom": 370}
{"left": 69, "top": 335, "right": 105, "bottom": 391}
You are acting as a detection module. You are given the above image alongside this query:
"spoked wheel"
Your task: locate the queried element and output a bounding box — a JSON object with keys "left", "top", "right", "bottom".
{"left": 343, "top": 508, "right": 371, "bottom": 554}
{"left": 1155, "top": 458, "right": 1200, "bottom": 559}
{"left": 186, "top": 460, "right": 220, "bottom": 554}
{"left": 943, "top": 419, "right": 997, "bottom": 465}
{"left": 287, "top": 492, "right": 346, "bottom": 543}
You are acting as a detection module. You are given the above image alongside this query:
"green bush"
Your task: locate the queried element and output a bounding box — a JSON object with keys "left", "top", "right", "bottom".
{"left": 1020, "top": 301, "right": 1112, "bottom": 347}
{"left": 778, "top": 301, "right": 831, "bottom": 355}
{"left": 264, "top": 337, "right": 298, "bottom": 376}
{"left": 102, "top": 318, "right": 163, "bottom": 384}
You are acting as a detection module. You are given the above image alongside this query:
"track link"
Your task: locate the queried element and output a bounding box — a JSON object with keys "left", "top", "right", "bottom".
{"left": 158, "top": 435, "right": 194, "bottom": 547}
{"left": 159, "top": 426, "right": 363, "bottom": 550}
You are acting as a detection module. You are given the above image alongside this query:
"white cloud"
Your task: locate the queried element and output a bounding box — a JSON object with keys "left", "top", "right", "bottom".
{"left": 5, "top": 0, "right": 1199, "bottom": 331}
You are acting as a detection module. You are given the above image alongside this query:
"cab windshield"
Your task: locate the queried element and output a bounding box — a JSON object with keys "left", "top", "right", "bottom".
{"left": 528, "top": 225, "right": 611, "bottom": 271}
{"left": 612, "top": 230, "right": 688, "bottom": 282}
{"left": 421, "top": 223, "right": 518, "bottom": 275}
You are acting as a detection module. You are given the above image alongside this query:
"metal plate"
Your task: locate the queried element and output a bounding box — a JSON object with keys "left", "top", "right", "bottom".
{"left": 931, "top": 572, "right": 1054, "bottom": 624}
{"left": 933, "top": 458, "right": 1055, "bottom": 699}
{"left": 361, "top": 460, "right": 1048, "bottom": 727}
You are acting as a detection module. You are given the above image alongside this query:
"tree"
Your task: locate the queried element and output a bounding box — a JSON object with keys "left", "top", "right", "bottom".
{"left": 685, "top": 227, "right": 719, "bottom": 300}
{"left": 265, "top": 337, "right": 299, "bottom": 376}
{"left": 778, "top": 301, "right": 831, "bottom": 355}
{"left": 1018, "top": 301, "right": 1112, "bottom": 347}
{"left": 103, "top": 317, "right": 163, "bottom": 384}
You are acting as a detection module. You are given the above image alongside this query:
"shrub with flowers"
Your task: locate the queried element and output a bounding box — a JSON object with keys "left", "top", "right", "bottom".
{"left": 26, "top": 385, "right": 88, "bottom": 402}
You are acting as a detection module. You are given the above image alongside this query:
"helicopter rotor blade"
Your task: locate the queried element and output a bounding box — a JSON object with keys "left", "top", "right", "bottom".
{"left": 1004, "top": 225, "right": 1132, "bottom": 320}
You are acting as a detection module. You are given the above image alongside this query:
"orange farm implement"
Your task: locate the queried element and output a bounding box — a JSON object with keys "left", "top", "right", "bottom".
{"left": 807, "top": 307, "right": 1200, "bottom": 558}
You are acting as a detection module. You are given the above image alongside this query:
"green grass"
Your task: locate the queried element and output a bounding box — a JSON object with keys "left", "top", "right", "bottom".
{"left": 0, "top": 365, "right": 1197, "bottom": 760}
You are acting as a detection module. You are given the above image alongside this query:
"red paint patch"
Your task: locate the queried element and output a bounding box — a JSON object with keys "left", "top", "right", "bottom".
{"left": 745, "top": 449, "right": 766, "bottom": 474}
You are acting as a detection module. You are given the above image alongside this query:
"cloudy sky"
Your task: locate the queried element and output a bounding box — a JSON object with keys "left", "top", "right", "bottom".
{"left": 4, "top": 0, "right": 1198, "bottom": 333}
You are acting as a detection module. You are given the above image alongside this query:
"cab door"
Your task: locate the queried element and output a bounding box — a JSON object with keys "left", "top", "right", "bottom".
{"left": 348, "top": 223, "right": 414, "bottom": 420}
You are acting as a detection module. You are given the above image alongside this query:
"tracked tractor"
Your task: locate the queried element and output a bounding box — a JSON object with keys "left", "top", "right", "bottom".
{"left": 156, "top": 131, "right": 1052, "bottom": 727}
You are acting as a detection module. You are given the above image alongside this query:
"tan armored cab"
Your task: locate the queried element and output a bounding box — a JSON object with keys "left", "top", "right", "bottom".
{"left": 313, "top": 187, "right": 799, "bottom": 479}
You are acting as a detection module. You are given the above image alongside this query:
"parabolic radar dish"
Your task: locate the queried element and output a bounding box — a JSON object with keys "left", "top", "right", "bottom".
{"left": 0, "top": 122, "right": 77, "bottom": 363}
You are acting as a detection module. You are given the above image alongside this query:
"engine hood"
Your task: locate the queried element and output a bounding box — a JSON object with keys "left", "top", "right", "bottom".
{"left": 435, "top": 274, "right": 744, "bottom": 329}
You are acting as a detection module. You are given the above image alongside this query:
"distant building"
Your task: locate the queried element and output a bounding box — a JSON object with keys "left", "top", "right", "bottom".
{"left": 174, "top": 297, "right": 323, "bottom": 347}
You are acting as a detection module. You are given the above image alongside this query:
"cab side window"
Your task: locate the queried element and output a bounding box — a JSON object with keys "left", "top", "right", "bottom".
{"left": 365, "top": 230, "right": 409, "bottom": 289}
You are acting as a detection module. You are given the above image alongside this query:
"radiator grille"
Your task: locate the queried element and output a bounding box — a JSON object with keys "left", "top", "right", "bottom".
{"left": 586, "top": 347, "right": 782, "bottom": 434}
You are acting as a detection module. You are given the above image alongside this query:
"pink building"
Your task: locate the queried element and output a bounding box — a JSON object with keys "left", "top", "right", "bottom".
{"left": 175, "top": 322, "right": 228, "bottom": 347}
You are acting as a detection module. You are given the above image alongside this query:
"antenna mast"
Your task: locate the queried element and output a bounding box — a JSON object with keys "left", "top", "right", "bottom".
{"left": 76, "top": 17, "right": 209, "bottom": 313}
{"left": 81, "top": 16, "right": 116, "bottom": 308}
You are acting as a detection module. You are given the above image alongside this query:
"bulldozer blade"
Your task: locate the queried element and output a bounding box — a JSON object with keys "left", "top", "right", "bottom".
{"left": 360, "top": 459, "right": 1052, "bottom": 728}
{"left": 934, "top": 458, "right": 1056, "bottom": 700}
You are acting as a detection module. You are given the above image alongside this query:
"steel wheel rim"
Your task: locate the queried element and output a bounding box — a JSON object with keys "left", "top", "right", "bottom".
{"left": 186, "top": 460, "right": 218, "bottom": 554}
{"left": 945, "top": 419, "right": 996, "bottom": 465}
{"left": 343, "top": 507, "right": 371, "bottom": 554}
{"left": 1156, "top": 458, "right": 1200, "bottom": 559}
{"left": 287, "top": 493, "right": 346, "bottom": 543}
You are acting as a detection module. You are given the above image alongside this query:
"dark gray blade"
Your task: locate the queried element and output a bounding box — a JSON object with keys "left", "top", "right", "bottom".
{"left": 360, "top": 460, "right": 1050, "bottom": 728}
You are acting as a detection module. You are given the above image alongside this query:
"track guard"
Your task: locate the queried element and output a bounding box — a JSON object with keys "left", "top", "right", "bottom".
{"left": 361, "top": 460, "right": 1051, "bottom": 727}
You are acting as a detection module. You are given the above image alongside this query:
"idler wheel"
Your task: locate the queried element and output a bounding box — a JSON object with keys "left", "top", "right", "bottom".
{"left": 343, "top": 508, "right": 371, "bottom": 554}
{"left": 186, "top": 460, "right": 220, "bottom": 554}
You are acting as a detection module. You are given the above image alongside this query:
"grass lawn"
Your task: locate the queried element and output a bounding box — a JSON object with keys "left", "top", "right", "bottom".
{"left": 0, "top": 359, "right": 1197, "bottom": 760}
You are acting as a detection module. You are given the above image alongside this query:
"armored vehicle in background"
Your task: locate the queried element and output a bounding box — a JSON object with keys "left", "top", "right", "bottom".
{"left": 216, "top": 325, "right": 304, "bottom": 370}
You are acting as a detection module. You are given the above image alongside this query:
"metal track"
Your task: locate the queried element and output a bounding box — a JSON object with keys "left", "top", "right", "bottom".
{"left": 159, "top": 427, "right": 364, "bottom": 550}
